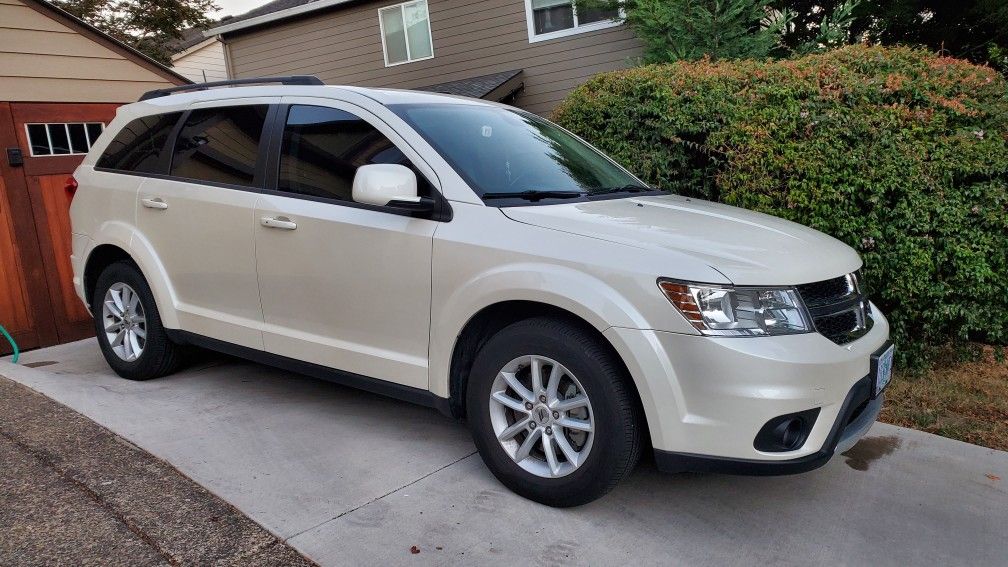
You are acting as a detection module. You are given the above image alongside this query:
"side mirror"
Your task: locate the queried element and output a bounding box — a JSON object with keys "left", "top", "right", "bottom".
{"left": 352, "top": 164, "right": 434, "bottom": 212}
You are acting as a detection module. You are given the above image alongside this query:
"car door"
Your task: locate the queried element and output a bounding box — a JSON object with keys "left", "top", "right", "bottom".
{"left": 136, "top": 100, "right": 275, "bottom": 350}
{"left": 254, "top": 100, "right": 441, "bottom": 389}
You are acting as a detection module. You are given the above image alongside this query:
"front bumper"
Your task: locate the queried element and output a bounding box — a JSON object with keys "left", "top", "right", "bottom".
{"left": 603, "top": 304, "right": 890, "bottom": 470}
{"left": 654, "top": 375, "right": 883, "bottom": 475}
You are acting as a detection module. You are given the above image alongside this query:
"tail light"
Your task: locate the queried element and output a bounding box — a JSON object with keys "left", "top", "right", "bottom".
{"left": 64, "top": 175, "right": 78, "bottom": 202}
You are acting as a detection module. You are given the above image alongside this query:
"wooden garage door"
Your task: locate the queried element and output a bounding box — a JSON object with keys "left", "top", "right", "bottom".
{"left": 0, "top": 174, "right": 35, "bottom": 344}
{"left": 0, "top": 102, "right": 118, "bottom": 355}
{"left": 0, "top": 102, "right": 58, "bottom": 354}
{"left": 30, "top": 173, "right": 93, "bottom": 339}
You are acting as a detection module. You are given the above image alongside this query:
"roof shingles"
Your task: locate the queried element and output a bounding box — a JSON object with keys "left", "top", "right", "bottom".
{"left": 419, "top": 69, "right": 524, "bottom": 100}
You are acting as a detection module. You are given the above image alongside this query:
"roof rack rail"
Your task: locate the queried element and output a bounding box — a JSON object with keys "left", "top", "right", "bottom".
{"left": 139, "top": 75, "right": 325, "bottom": 101}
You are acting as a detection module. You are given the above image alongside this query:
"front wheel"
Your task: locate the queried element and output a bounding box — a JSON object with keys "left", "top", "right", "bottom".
{"left": 466, "top": 317, "right": 643, "bottom": 507}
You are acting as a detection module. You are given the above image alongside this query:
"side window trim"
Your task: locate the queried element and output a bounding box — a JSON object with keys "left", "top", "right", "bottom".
{"left": 267, "top": 99, "right": 451, "bottom": 221}
{"left": 255, "top": 104, "right": 281, "bottom": 190}
{"left": 159, "top": 109, "right": 190, "bottom": 176}
{"left": 262, "top": 102, "right": 285, "bottom": 193}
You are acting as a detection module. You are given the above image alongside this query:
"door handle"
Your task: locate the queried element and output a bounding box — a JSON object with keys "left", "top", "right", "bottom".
{"left": 261, "top": 216, "right": 297, "bottom": 230}
{"left": 141, "top": 197, "right": 168, "bottom": 210}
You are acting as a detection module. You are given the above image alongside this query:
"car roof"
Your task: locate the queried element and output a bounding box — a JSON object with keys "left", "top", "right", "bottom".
{"left": 130, "top": 85, "right": 502, "bottom": 114}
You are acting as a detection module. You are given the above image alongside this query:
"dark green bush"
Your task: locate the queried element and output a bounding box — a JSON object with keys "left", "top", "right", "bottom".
{"left": 553, "top": 46, "right": 1008, "bottom": 367}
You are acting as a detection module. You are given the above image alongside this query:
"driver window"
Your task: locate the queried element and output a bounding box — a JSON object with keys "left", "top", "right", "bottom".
{"left": 277, "top": 105, "right": 426, "bottom": 202}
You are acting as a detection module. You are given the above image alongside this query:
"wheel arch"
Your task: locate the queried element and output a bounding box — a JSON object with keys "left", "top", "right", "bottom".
{"left": 444, "top": 300, "right": 646, "bottom": 430}
{"left": 83, "top": 244, "right": 134, "bottom": 306}
{"left": 82, "top": 233, "right": 180, "bottom": 329}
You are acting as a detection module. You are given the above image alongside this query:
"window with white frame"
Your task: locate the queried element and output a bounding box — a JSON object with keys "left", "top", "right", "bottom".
{"left": 379, "top": 0, "right": 433, "bottom": 67}
{"left": 26, "top": 122, "right": 104, "bottom": 156}
{"left": 525, "top": 0, "right": 621, "bottom": 42}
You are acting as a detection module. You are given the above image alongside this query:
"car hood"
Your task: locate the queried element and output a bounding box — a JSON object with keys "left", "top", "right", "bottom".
{"left": 501, "top": 194, "right": 861, "bottom": 286}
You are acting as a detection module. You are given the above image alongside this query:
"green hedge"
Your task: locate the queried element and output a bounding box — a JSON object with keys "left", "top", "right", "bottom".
{"left": 553, "top": 46, "right": 1008, "bottom": 367}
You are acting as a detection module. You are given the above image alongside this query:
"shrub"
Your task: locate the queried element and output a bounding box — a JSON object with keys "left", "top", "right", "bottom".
{"left": 553, "top": 45, "right": 1008, "bottom": 367}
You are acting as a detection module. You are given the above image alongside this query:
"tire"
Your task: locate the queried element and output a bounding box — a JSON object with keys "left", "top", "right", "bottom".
{"left": 91, "top": 261, "right": 183, "bottom": 380}
{"left": 466, "top": 317, "right": 643, "bottom": 507}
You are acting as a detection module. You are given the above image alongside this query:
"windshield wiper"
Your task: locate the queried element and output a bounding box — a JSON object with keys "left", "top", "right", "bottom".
{"left": 481, "top": 190, "right": 587, "bottom": 202}
{"left": 589, "top": 184, "right": 656, "bottom": 197}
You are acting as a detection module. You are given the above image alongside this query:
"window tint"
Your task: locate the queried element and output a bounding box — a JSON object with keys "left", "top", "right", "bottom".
{"left": 96, "top": 113, "right": 180, "bottom": 172}
{"left": 170, "top": 105, "right": 268, "bottom": 187}
{"left": 278, "top": 105, "right": 421, "bottom": 202}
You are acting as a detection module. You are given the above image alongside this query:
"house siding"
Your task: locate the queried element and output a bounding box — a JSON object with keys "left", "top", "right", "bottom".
{"left": 0, "top": 0, "right": 176, "bottom": 102}
{"left": 224, "top": 0, "right": 643, "bottom": 115}
{"left": 172, "top": 39, "right": 229, "bottom": 83}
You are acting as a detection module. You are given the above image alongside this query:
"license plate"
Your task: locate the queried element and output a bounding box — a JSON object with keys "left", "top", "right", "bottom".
{"left": 873, "top": 343, "right": 895, "bottom": 397}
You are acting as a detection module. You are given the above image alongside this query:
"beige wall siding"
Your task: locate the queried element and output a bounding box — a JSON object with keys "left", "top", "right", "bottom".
{"left": 225, "top": 0, "right": 643, "bottom": 115}
{"left": 172, "top": 39, "right": 229, "bottom": 83}
{"left": 0, "top": 0, "right": 175, "bottom": 102}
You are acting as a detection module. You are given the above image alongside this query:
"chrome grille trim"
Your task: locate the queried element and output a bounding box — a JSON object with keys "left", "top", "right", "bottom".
{"left": 796, "top": 271, "right": 872, "bottom": 345}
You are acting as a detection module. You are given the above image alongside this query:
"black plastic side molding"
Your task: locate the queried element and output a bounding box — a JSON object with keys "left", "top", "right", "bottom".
{"left": 165, "top": 329, "right": 454, "bottom": 418}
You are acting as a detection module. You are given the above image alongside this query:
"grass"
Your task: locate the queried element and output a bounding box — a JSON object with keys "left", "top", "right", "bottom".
{"left": 881, "top": 345, "right": 1008, "bottom": 451}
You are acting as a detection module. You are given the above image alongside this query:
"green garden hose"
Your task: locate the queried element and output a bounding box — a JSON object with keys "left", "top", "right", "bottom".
{"left": 0, "top": 324, "right": 18, "bottom": 364}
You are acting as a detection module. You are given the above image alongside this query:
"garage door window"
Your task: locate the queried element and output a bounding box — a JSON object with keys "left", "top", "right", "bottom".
{"left": 379, "top": 0, "right": 433, "bottom": 66}
{"left": 26, "top": 122, "right": 105, "bottom": 156}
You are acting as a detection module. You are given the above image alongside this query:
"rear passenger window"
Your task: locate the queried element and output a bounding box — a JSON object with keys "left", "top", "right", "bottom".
{"left": 170, "top": 105, "right": 268, "bottom": 187}
{"left": 278, "top": 105, "right": 424, "bottom": 202}
{"left": 96, "top": 112, "right": 181, "bottom": 173}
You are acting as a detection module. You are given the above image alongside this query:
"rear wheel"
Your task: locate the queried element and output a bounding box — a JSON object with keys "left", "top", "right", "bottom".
{"left": 466, "top": 317, "right": 642, "bottom": 507}
{"left": 92, "top": 261, "right": 183, "bottom": 380}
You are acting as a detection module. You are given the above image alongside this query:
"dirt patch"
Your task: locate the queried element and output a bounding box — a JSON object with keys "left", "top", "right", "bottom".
{"left": 881, "top": 344, "right": 1008, "bottom": 451}
{"left": 0, "top": 375, "right": 316, "bottom": 566}
{"left": 842, "top": 435, "right": 902, "bottom": 471}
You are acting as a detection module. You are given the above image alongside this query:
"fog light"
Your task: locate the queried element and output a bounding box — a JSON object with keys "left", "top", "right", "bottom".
{"left": 754, "top": 408, "right": 821, "bottom": 453}
{"left": 776, "top": 418, "right": 805, "bottom": 450}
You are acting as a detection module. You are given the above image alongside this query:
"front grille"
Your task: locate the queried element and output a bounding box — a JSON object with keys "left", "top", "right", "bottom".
{"left": 796, "top": 275, "right": 857, "bottom": 307}
{"left": 796, "top": 271, "right": 872, "bottom": 345}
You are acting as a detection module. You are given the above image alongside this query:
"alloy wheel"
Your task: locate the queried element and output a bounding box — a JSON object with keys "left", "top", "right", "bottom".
{"left": 101, "top": 282, "right": 147, "bottom": 362}
{"left": 488, "top": 354, "right": 595, "bottom": 478}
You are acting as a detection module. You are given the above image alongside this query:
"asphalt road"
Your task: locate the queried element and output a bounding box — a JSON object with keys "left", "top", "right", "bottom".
{"left": 3, "top": 339, "right": 1006, "bottom": 566}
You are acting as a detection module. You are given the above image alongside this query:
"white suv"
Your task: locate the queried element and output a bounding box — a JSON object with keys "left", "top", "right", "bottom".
{"left": 70, "top": 77, "right": 893, "bottom": 506}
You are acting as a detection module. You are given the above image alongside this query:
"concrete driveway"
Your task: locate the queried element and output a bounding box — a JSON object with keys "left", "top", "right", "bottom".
{"left": 2, "top": 339, "right": 1005, "bottom": 566}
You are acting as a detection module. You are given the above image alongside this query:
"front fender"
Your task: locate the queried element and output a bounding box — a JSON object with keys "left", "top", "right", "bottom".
{"left": 428, "top": 262, "right": 652, "bottom": 399}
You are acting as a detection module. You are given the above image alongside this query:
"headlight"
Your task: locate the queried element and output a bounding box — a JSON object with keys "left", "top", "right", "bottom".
{"left": 658, "top": 280, "right": 812, "bottom": 336}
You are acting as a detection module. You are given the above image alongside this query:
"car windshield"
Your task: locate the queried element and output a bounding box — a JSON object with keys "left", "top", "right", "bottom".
{"left": 390, "top": 103, "right": 649, "bottom": 201}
